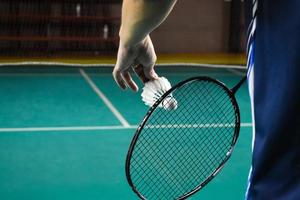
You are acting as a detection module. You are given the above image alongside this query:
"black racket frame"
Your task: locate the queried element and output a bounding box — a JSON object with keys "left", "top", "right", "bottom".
{"left": 126, "top": 76, "right": 243, "bottom": 200}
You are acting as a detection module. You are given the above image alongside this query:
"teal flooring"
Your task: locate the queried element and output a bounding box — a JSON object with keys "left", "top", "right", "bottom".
{"left": 0, "top": 65, "right": 252, "bottom": 200}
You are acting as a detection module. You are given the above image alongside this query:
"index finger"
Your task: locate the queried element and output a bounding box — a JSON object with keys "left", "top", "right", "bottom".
{"left": 122, "top": 71, "right": 139, "bottom": 92}
{"left": 112, "top": 68, "right": 126, "bottom": 90}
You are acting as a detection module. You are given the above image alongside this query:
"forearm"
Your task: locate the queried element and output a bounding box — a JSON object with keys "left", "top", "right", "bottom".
{"left": 119, "top": 0, "right": 177, "bottom": 47}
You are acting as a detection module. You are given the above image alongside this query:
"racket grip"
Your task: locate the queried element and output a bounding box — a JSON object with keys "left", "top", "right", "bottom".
{"left": 133, "top": 64, "right": 150, "bottom": 84}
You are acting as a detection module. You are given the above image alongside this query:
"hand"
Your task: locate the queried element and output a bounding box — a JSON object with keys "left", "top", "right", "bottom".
{"left": 113, "top": 35, "right": 158, "bottom": 92}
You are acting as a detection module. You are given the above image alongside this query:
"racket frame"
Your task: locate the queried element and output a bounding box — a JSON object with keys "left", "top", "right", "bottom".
{"left": 126, "top": 76, "right": 241, "bottom": 200}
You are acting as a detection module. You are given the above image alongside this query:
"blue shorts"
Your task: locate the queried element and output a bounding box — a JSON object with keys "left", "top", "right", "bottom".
{"left": 245, "top": 0, "right": 300, "bottom": 199}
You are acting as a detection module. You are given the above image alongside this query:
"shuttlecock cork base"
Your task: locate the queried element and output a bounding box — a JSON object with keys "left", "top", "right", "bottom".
{"left": 161, "top": 96, "right": 178, "bottom": 110}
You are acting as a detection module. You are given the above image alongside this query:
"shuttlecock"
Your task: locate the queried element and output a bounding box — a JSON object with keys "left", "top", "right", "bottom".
{"left": 141, "top": 77, "right": 178, "bottom": 110}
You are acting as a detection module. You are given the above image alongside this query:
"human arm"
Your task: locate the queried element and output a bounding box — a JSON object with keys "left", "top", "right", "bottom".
{"left": 113, "top": 0, "right": 177, "bottom": 91}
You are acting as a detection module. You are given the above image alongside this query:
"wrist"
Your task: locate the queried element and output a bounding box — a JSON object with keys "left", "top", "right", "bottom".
{"left": 119, "top": 27, "right": 147, "bottom": 48}
{"left": 119, "top": 37, "right": 141, "bottom": 50}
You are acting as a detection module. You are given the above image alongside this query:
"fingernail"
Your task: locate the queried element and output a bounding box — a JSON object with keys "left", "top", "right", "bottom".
{"left": 132, "top": 85, "right": 139, "bottom": 92}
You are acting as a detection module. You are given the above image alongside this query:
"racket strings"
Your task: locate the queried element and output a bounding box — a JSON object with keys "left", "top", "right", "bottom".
{"left": 130, "top": 80, "right": 237, "bottom": 200}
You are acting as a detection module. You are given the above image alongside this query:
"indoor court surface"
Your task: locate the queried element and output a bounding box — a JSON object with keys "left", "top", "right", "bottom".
{"left": 0, "top": 64, "right": 252, "bottom": 200}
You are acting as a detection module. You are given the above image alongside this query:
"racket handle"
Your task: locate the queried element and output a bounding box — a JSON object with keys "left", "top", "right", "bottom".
{"left": 133, "top": 64, "right": 150, "bottom": 84}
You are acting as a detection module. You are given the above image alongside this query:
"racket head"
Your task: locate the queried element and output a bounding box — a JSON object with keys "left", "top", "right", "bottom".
{"left": 126, "top": 76, "right": 241, "bottom": 200}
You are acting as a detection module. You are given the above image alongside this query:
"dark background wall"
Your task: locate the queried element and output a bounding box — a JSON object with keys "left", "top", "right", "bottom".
{"left": 0, "top": 0, "right": 245, "bottom": 56}
{"left": 151, "top": 0, "right": 231, "bottom": 53}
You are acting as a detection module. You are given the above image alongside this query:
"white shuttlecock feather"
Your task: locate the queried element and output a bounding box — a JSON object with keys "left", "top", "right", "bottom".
{"left": 141, "top": 77, "right": 178, "bottom": 110}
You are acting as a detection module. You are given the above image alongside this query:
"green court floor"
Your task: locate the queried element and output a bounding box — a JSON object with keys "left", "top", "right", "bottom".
{"left": 0, "top": 65, "right": 252, "bottom": 200}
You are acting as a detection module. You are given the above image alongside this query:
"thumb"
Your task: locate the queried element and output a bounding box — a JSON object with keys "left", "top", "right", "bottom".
{"left": 143, "top": 64, "right": 158, "bottom": 80}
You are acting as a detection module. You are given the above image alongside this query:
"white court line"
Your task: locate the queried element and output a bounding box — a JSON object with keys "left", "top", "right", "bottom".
{"left": 0, "top": 123, "right": 252, "bottom": 133}
{"left": 0, "top": 72, "right": 241, "bottom": 77}
{"left": 0, "top": 62, "right": 113, "bottom": 67}
{"left": 158, "top": 63, "right": 246, "bottom": 69}
{"left": 79, "top": 68, "right": 131, "bottom": 128}
{"left": 146, "top": 123, "right": 253, "bottom": 129}
{"left": 0, "top": 63, "right": 246, "bottom": 78}
{"left": 226, "top": 68, "right": 246, "bottom": 76}
{"left": 0, "top": 126, "right": 137, "bottom": 132}
{"left": 0, "top": 62, "right": 246, "bottom": 69}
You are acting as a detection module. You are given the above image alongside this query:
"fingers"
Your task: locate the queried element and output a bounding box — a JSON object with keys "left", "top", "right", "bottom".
{"left": 113, "top": 63, "right": 138, "bottom": 92}
{"left": 137, "top": 36, "right": 158, "bottom": 80}
{"left": 143, "top": 66, "right": 158, "bottom": 80}
{"left": 122, "top": 71, "right": 138, "bottom": 92}
{"left": 133, "top": 64, "right": 150, "bottom": 84}
{"left": 113, "top": 68, "right": 139, "bottom": 92}
{"left": 112, "top": 68, "right": 126, "bottom": 90}
{"left": 113, "top": 35, "right": 158, "bottom": 91}
{"left": 113, "top": 43, "right": 138, "bottom": 91}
